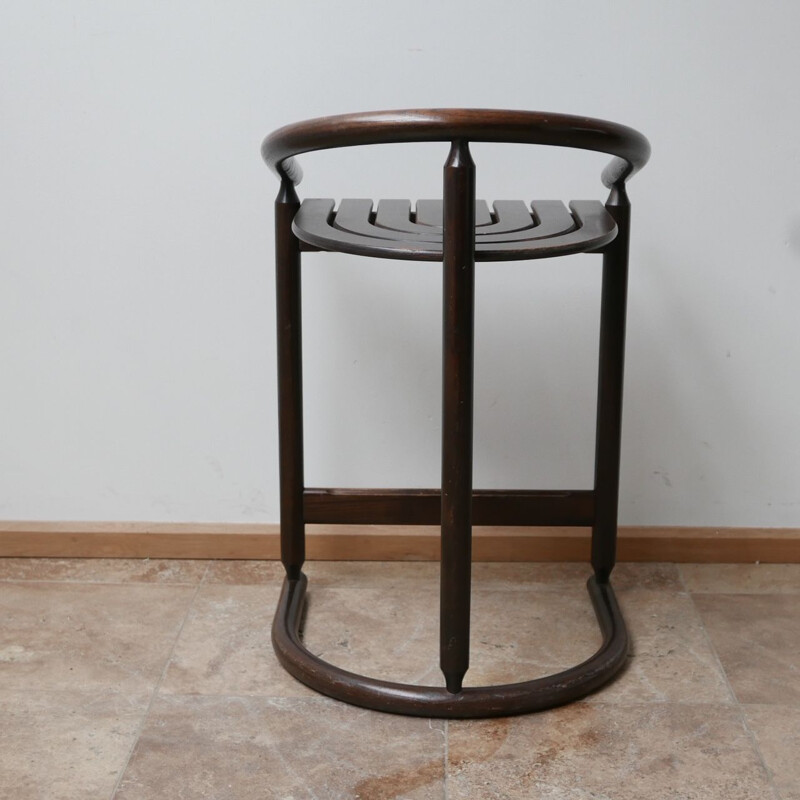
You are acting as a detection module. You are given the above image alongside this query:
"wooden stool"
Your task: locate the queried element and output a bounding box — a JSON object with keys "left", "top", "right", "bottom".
{"left": 261, "top": 109, "right": 650, "bottom": 718}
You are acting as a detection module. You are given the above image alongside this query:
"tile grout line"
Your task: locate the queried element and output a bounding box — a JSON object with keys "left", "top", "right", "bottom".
{"left": 107, "top": 564, "right": 209, "bottom": 799}
{"left": 676, "top": 565, "right": 783, "bottom": 800}
{"left": 199, "top": 559, "right": 214, "bottom": 585}
{"left": 0, "top": 578, "right": 204, "bottom": 587}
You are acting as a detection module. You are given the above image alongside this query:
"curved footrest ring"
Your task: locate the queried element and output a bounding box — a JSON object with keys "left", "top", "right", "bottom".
{"left": 271, "top": 572, "right": 629, "bottom": 718}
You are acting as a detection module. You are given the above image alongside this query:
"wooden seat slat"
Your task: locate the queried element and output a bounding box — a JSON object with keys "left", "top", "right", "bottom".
{"left": 414, "top": 199, "right": 493, "bottom": 228}
{"left": 414, "top": 199, "right": 442, "bottom": 228}
{"left": 333, "top": 199, "right": 412, "bottom": 242}
{"left": 475, "top": 200, "right": 493, "bottom": 226}
{"left": 293, "top": 199, "right": 442, "bottom": 259}
{"left": 487, "top": 200, "right": 535, "bottom": 234}
{"left": 374, "top": 200, "right": 440, "bottom": 241}
{"left": 474, "top": 201, "right": 615, "bottom": 258}
{"left": 371, "top": 199, "right": 492, "bottom": 237}
{"left": 475, "top": 201, "right": 575, "bottom": 244}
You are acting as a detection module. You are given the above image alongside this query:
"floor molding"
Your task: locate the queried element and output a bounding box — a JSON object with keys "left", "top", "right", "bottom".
{"left": 1, "top": 521, "right": 799, "bottom": 562}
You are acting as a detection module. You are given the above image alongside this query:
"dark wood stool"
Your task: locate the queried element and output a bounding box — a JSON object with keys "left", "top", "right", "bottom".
{"left": 261, "top": 109, "right": 650, "bottom": 718}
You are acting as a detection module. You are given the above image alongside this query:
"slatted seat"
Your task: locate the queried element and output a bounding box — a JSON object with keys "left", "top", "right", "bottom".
{"left": 293, "top": 198, "right": 617, "bottom": 260}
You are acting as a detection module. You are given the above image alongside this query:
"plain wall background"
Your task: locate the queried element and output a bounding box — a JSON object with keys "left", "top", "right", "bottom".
{"left": 2, "top": 0, "right": 799, "bottom": 526}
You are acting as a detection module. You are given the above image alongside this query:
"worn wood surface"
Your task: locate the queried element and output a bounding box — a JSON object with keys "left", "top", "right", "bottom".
{"left": 261, "top": 108, "right": 651, "bottom": 189}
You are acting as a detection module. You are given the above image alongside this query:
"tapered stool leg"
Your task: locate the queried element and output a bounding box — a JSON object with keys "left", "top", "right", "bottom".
{"left": 275, "top": 180, "right": 305, "bottom": 579}
{"left": 591, "top": 185, "right": 631, "bottom": 582}
{"left": 440, "top": 140, "right": 476, "bottom": 693}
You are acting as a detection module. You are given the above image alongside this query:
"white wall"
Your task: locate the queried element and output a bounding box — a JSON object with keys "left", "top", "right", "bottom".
{"left": 2, "top": 1, "right": 799, "bottom": 526}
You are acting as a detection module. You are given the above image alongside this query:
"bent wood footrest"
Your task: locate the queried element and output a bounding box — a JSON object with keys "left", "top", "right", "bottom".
{"left": 271, "top": 573, "right": 629, "bottom": 718}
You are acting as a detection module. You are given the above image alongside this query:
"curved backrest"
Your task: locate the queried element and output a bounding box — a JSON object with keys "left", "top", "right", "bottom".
{"left": 261, "top": 108, "right": 650, "bottom": 190}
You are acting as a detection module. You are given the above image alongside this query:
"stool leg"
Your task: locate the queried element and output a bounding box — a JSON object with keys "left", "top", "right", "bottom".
{"left": 275, "top": 180, "right": 305, "bottom": 579}
{"left": 592, "top": 185, "right": 631, "bottom": 583}
{"left": 440, "top": 140, "right": 476, "bottom": 693}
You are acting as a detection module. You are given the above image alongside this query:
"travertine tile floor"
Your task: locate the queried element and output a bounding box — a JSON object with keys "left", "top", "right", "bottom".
{"left": 1, "top": 559, "right": 798, "bottom": 799}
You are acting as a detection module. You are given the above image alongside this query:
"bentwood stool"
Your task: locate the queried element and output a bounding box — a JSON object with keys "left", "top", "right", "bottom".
{"left": 261, "top": 109, "right": 650, "bottom": 718}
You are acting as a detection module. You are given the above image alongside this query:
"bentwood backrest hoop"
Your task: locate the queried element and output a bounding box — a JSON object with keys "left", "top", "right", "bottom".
{"left": 261, "top": 108, "right": 651, "bottom": 190}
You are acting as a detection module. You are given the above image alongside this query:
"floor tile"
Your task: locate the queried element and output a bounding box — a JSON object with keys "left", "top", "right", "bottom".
{"left": 177, "top": 568, "right": 729, "bottom": 704}
{"left": 305, "top": 560, "right": 439, "bottom": 591}
{"left": 471, "top": 561, "right": 682, "bottom": 593}
{"left": 0, "top": 557, "right": 208, "bottom": 585}
{"left": 202, "top": 560, "right": 682, "bottom": 592}
{"left": 681, "top": 563, "right": 800, "bottom": 595}
{"left": 693, "top": 594, "right": 800, "bottom": 705}
{"left": 299, "top": 582, "right": 598, "bottom": 690}
{"left": 0, "top": 582, "right": 194, "bottom": 693}
{"left": 744, "top": 704, "right": 800, "bottom": 800}
{"left": 204, "top": 559, "right": 440, "bottom": 590}
{"left": 594, "top": 590, "right": 733, "bottom": 704}
{"left": 465, "top": 584, "right": 599, "bottom": 687}
{"left": 114, "top": 694, "right": 445, "bottom": 800}
{"left": 302, "top": 581, "right": 441, "bottom": 686}
{"left": 611, "top": 562, "right": 684, "bottom": 591}
{"left": 0, "top": 690, "right": 147, "bottom": 800}
{"left": 203, "top": 560, "right": 443, "bottom": 593}
{"left": 447, "top": 703, "right": 773, "bottom": 800}
{"left": 309, "top": 582, "right": 732, "bottom": 704}
{"left": 203, "top": 559, "right": 286, "bottom": 585}
{"left": 160, "top": 583, "right": 312, "bottom": 697}
{"left": 162, "top": 578, "right": 596, "bottom": 695}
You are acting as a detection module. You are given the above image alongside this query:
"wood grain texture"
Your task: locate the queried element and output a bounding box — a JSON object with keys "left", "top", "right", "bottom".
{"left": 1, "top": 521, "right": 798, "bottom": 562}
{"left": 302, "top": 488, "right": 595, "bottom": 526}
{"left": 260, "top": 108, "right": 651, "bottom": 189}
{"left": 439, "top": 139, "right": 477, "bottom": 692}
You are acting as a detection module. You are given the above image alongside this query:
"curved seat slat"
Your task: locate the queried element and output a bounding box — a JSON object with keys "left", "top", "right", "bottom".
{"left": 477, "top": 201, "right": 615, "bottom": 258}
{"left": 414, "top": 199, "right": 442, "bottom": 227}
{"left": 374, "top": 200, "right": 440, "bottom": 241}
{"left": 333, "top": 199, "right": 408, "bottom": 242}
{"left": 334, "top": 199, "right": 566, "bottom": 243}
{"left": 412, "top": 199, "right": 494, "bottom": 228}
{"left": 294, "top": 199, "right": 442, "bottom": 259}
{"left": 476, "top": 200, "right": 493, "bottom": 227}
{"left": 292, "top": 197, "right": 617, "bottom": 261}
{"left": 372, "top": 200, "right": 492, "bottom": 238}
{"left": 488, "top": 200, "right": 537, "bottom": 234}
{"left": 476, "top": 201, "right": 575, "bottom": 244}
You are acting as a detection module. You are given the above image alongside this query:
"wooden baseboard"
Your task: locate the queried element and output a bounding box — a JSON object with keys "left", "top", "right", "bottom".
{"left": 1, "top": 521, "right": 799, "bottom": 562}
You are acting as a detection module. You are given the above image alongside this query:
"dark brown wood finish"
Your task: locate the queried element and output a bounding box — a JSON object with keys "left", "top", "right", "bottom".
{"left": 275, "top": 180, "right": 305, "bottom": 579}
{"left": 490, "top": 200, "right": 538, "bottom": 234}
{"left": 440, "top": 140, "right": 477, "bottom": 694}
{"left": 291, "top": 198, "right": 616, "bottom": 261}
{"left": 272, "top": 572, "right": 629, "bottom": 718}
{"left": 374, "top": 199, "right": 492, "bottom": 235}
{"left": 261, "top": 108, "right": 650, "bottom": 190}
{"left": 264, "top": 108, "right": 650, "bottom": 718}
{"left": 592, "top": 185, "right": 631, "bottom": 582}
{"left": 302, "top": 488, "right": 595, "bottom": 526}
